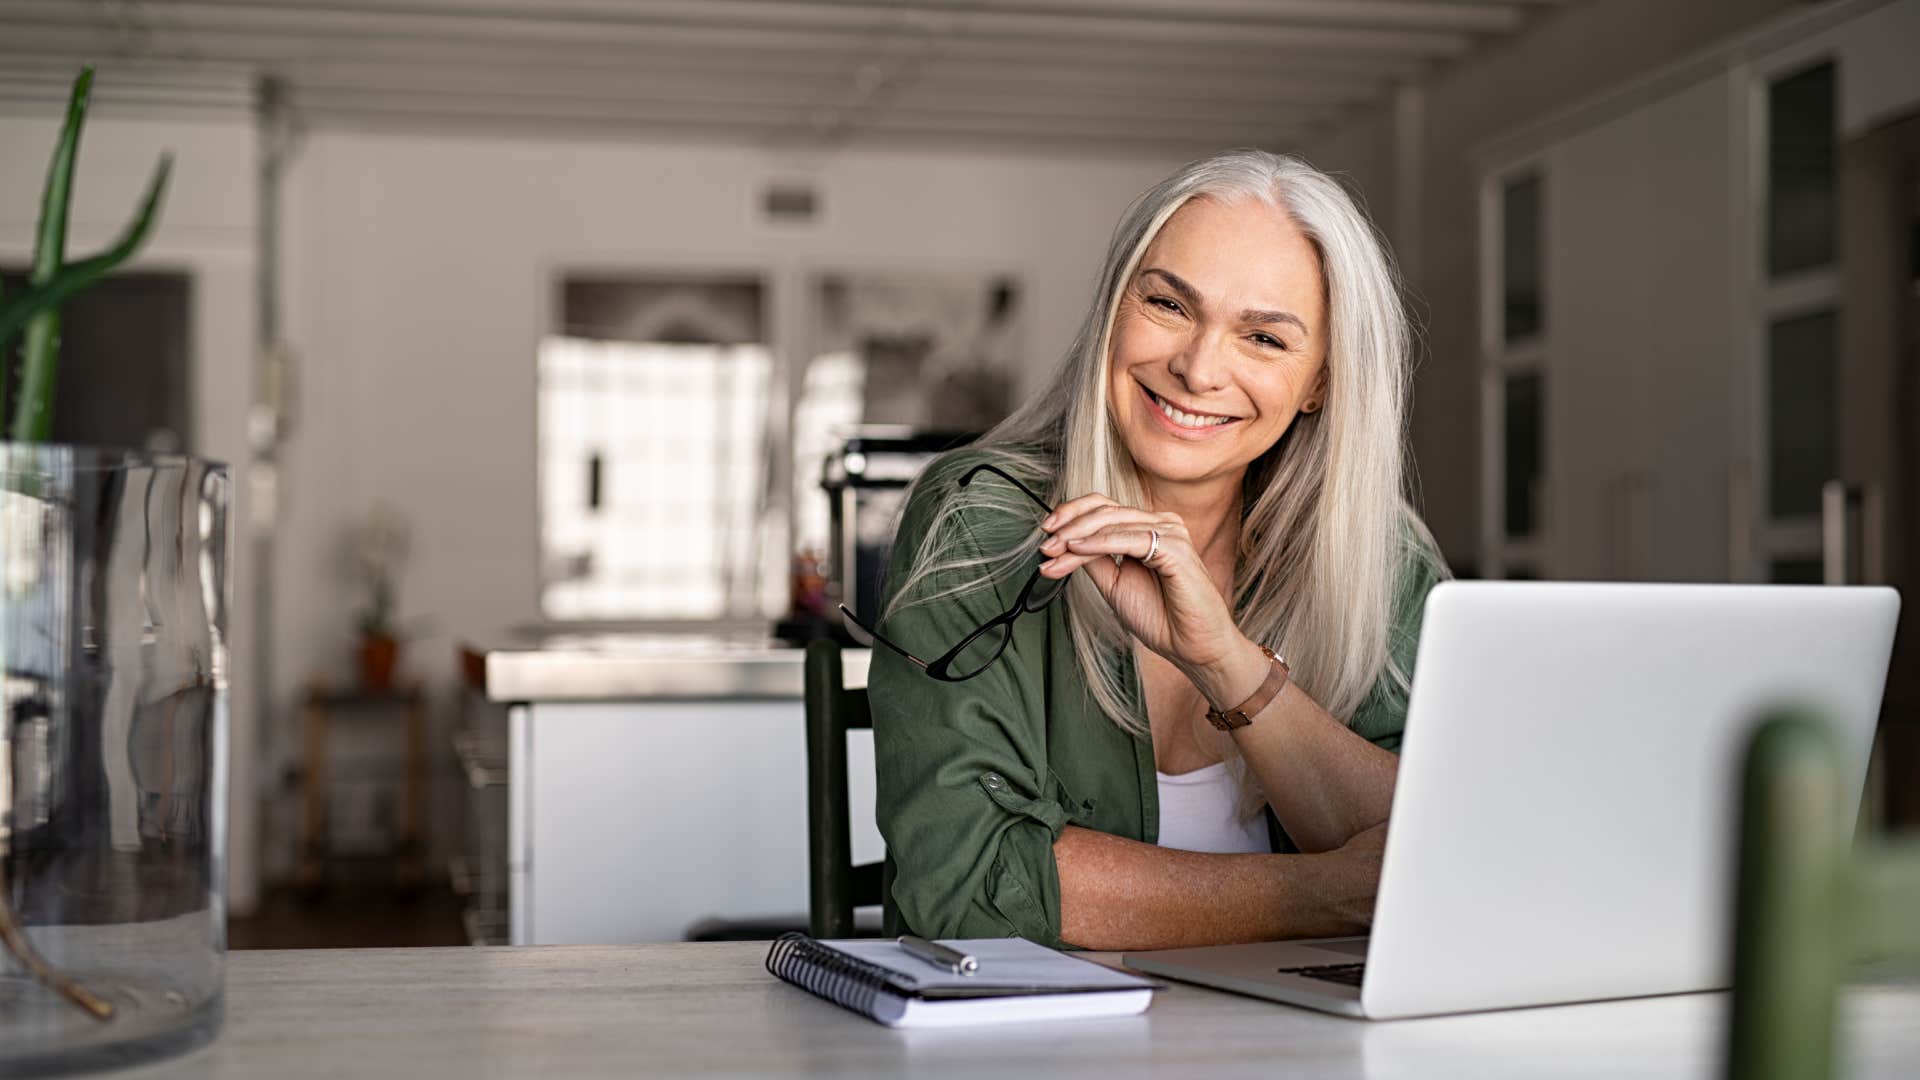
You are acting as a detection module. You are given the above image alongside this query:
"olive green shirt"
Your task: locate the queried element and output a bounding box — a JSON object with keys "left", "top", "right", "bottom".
{"left": 870, "top": 454, "right": 1446, "bottom": 948}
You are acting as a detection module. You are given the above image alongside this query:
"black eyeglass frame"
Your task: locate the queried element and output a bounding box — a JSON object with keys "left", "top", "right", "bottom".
{"left": 838, "top": 463, "right": 1063, "bottom": 682}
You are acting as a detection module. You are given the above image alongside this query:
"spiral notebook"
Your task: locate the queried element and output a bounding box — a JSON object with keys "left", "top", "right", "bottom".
{"left": 764, "top": 932, "right": 1159, "bottom": 1028}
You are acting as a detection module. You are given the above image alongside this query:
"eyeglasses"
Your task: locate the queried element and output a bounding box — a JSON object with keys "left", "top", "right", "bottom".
{"left": 838, "top": 463, "right": 1067, "bottom": 682}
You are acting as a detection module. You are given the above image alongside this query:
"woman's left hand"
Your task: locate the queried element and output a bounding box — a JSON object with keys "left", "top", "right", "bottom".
{"left": 1037, "top": 494, "right": 1247, "bottom": 678}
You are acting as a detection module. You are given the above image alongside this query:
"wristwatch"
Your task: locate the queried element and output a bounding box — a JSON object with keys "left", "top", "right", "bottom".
{"left": 1204, "top": 646, "right": 1291, "bottom": 731}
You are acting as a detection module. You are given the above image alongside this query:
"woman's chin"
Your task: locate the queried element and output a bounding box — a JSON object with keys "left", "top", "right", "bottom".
{"left": 1127, "top": 444, "right": 1244, "bottom": 489}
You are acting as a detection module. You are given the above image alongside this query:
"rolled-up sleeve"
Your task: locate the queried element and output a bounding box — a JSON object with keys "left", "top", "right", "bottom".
{"left": 1351, "top": 522, "right": 1448, "bottom": 752}
{"left": 870, "top": 480, "right": 1075, "bottom": 946}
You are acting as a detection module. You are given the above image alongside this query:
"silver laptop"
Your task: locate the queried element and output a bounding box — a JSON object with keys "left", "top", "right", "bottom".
{"left": 1124, "top": 582, "right": 1900, "bottom": 1020}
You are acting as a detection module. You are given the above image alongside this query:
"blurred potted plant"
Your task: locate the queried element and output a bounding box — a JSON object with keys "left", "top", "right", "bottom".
{"left": 1, "top": 68, "right": 233, "bottom": 1074}
{"left": 354, "top": 500, "right": 411, "bottom": 692}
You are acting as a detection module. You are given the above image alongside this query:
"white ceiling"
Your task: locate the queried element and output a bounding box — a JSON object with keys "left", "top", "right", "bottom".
{"left": 0, "top": 0, "right": 1571, "bottom": 152}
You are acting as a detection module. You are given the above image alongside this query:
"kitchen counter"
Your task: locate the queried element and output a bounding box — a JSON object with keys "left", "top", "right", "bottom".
{"left": 483, "top": 634, "right": 872, "bottom": 702}
{"left": 474, "top": 634, "right": 884, "bottom": 944}
{"left": 112, "top": 943, "right": 1920, "bottom": 1079}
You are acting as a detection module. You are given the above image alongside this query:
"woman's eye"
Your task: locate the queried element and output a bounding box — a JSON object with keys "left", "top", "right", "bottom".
{"left": 1148, "top": 296, "right": 1183, "bottom": 315}
{"left": 1251, "top": 333, "right": 1285, "bottom": 350}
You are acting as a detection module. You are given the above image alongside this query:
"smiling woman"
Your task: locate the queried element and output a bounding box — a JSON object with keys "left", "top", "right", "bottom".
{"left": 866, "top": 150, "right": 1448, "bottom": 951}
{"left": 1109, "top": 200, "right": 1328, "bottom": 488}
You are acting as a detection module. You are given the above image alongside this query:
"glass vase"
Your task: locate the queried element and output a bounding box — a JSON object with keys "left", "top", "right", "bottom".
{"left": 0, "top": 446, "right": 230, "bottom": 1075}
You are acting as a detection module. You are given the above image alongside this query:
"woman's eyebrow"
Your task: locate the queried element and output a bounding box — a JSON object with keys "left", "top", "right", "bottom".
{"left": 1141, "top": 266, "right": 1308, "bottom": 336}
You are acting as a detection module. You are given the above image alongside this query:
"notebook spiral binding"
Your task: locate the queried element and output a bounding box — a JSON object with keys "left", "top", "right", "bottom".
{"left": 766, "top": 932, "right": 914, "bottom": 1016}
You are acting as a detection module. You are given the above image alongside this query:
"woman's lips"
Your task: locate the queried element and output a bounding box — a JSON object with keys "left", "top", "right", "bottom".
{"left": 1139, "top": 382, "right": 1241, "bottom": 440}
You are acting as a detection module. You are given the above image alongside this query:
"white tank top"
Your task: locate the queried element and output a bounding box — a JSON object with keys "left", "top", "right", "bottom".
{"left": 1155, "top": 761, "right": 1272, "bottom": 854}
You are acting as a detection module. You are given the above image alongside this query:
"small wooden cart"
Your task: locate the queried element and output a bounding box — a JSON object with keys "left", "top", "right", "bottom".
{"left": 296, "top": 682, "right": 428, "bottom": 894}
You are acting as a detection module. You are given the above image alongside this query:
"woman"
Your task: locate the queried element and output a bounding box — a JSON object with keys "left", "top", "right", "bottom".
{"left": 861, "top": 150, "right": 1447, "bottom": 951}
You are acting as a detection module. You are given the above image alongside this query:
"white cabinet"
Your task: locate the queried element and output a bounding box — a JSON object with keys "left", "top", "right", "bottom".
{"left": 508, "top": 698, "right": 883, "bottom": 945}
{"left": 1536, "top": 74, "right": 1739, "bottom": 583}
{"left": 1483, "top": 69, "right": 1745, "bottom": 584}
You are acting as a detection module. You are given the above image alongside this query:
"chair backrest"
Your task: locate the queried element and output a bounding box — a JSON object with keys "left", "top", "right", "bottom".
{"left": 1726, "top": 709, "right": 1920, "bottom": 1080}
{"left": 803, "top": 639, "right": 898, "bottom": 939}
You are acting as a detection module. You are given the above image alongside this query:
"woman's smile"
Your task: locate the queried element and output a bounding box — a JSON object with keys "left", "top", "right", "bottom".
{"left": 1139, "top": 381, "right": 1244, "bottom": 439}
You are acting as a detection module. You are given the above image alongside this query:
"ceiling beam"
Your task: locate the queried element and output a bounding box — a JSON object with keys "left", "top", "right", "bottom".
{"left": 0, "top": 19, "right": 1435, "bottom": 84}
{"left": 249, "top": 67, "right": 1335, "bottom": 130}
{"left": 178, "top": 48, "right": 1391, "bottom": 103}
{"left": 288, "top": 101, "right": 1276, "bottom": 157}
{"left": 240, "top": 57, "right": 1372, "bottom": 116}
{"left": 0, "top": 73, "right": 255, "bottom": 112}
{"left": 286, "top": 83, "right": 1302, "bottom": 142}
{"left": 0, "top": 1, "right": 1474, "bottom": 58}
{"left": 193, "top": 0, "right": 1529, "bottom": 35}
{"left": 920, "top": 0, "right": 1528, "bottom": 31}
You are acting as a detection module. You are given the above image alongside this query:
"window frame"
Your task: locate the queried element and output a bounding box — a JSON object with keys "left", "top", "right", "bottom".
{"left": 1745, "top": 52, "right": 1842, "bottom": 583}
{"left": 1479, "top": 158, "right": 1553, "bottom": 581}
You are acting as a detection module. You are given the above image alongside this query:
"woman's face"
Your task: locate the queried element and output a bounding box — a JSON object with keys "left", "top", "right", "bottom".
{"left": 1106, "top": 195, "right": 1328, "bottom": 496}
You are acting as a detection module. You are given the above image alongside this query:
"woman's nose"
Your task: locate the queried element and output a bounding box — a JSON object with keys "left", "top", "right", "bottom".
{"left": 1165, "top": 329, "right": 1232, "bottom": 394}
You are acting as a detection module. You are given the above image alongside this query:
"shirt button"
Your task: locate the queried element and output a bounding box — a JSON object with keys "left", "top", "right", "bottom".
{"left": 982, "top": 773, "right": 1005, "bottom": 790}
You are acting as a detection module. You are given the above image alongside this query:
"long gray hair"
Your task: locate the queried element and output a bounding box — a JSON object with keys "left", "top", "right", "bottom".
{"left": 885, "top": 149, "right": 1434, "bottom": 781}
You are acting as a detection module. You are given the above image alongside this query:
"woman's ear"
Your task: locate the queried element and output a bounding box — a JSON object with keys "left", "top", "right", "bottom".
{"left": 1301, "top": 369, "right": 1330, "bottom": 414}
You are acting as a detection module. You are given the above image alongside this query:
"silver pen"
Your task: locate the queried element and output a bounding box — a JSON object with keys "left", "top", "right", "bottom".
{"left": 898, "top": 935, "right": 979, "bottom": 976}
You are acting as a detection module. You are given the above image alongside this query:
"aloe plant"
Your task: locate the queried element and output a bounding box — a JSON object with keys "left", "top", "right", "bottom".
{"left": 0, "top": 66, "right": 173, "bottom": 441}
{"left": 1, "top": 66, "right": 173, "bottom": 1024}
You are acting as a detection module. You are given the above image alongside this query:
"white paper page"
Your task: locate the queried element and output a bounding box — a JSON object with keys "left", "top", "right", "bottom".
{"left": 826, "top": 937, "right": 1155, "bottom": 993}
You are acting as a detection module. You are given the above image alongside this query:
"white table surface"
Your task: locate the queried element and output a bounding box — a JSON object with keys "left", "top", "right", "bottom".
{"left": 109, "top": 943, "right": 1920, "bottom": 1079}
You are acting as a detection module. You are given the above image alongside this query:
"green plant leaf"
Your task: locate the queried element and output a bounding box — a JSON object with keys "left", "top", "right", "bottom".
{"left": 13, "top": 67, "right": 93, "bottom": 444}
{"left": 31, "top": 67, "right": 90, "bottom": 287}
{"left": 3, "top": 153, "right": 173, "bottom": 442}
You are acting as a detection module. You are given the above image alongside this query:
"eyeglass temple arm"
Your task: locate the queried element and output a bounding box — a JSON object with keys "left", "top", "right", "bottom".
{"left": 836, "top": 605, "right": 927, "bottom": 670}
{"left": 956, "top": 463, "right": 1054, "bottom": 517}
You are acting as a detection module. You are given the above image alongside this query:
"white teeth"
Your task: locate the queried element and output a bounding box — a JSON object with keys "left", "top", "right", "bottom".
{"left": 1152, "top": 391, "right": 1234, "bottom": 429}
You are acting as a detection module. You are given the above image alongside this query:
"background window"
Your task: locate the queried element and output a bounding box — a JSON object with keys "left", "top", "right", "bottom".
{"left": 1502, "top": 174, "right": 1544, "bottom": 344}
{"left": 1503, "top": 370, "right": 1545, "bottom": 539}
{"left": 538, "top": 276, "right": 776, "bottom": 621}
{"left": 1770, "top": 558, "right": 1825, "bottom": 585}
{"left": 1767, "top": 61, "right": 1837, "bottom": 278}
{"left": 1766, "top": 308, "right": 1838, "bottom": 521}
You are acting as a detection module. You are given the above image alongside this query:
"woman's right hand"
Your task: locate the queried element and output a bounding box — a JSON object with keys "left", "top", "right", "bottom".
{"left": 1037, "top": 493, "right": 1257, "bottom": 697}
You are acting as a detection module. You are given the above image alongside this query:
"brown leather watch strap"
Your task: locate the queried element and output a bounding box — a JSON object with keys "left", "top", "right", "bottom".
{"left": 1204, "top": 646, "right": 1291, "bottom": 731}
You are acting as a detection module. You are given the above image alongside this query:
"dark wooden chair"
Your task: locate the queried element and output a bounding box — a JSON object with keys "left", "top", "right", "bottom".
{"left": 804, "top": 639, "right": 899, "bottom": 939}
{"left": 1726, "top": 708, "right": 1920, "bottom": 1080}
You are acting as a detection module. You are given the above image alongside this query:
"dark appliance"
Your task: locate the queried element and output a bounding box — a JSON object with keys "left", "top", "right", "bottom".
{"left": 821, "top": 428, "right": 978, "bottom": 632}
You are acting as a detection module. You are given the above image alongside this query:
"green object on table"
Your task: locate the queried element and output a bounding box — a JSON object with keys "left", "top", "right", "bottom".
{"left": 1726, "top": 709, "right": 1920, "bottom": 1080}
{"left": 0, "top": 65, "right": 173, "bottom": 442}
{"left": 804, "top": 639, "right": 899, "bottom": 939}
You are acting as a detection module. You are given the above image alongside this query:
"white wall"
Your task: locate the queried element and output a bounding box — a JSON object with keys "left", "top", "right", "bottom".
{"left": 0, "top": 109, "right": 261, "bottom": 914}
{"left": 274, "top": 131, "right": 1187, "bottom": 872}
